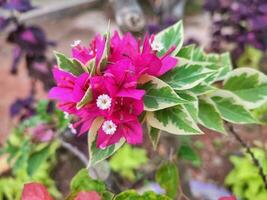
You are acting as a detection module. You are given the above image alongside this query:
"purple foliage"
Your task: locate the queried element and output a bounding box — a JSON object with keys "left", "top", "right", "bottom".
{"left": 7, "top": 25, "right": 49, "bottom": 54}
{"left": 0, "top": 16, "right": 11, "bottom": 31}
{"left": 0, "top": 0, "right": 7, "bottom": 7}
{"left": 2, "top": 0, "right": 34, "bottom": 12}
{"left": 204, "top": 0, "right": 267, "bottom": 58}
{"left": 6, "top": 25, "right": 56, "bottom": 90}
{"left": 10, "top": 90, "right": 35, "bottom": 119}
{"left": 10, "top": 46, "right": 23, "bottom": 74}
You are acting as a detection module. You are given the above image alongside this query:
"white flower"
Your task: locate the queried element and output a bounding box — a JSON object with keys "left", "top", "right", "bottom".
{"left": 71, "top": 40, "right": 81, "bottom": 47}
{"left": 96, "top": 94, "right": 112, "bottom": 110}
{"left": 102, "top": 120, "right": 117, "bottom": 135}
{"left": 150, "top": 39, "right": 164, "bottom": 52}
{"left": 68, "top": 123, "right": 77, "bottom": 135}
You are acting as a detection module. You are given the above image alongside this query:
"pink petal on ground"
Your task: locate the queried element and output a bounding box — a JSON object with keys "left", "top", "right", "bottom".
{"left": 74, "top": 191, "right": 101, "bottom": 200}
{"left": 22, "top": 183, "right": 53, "bottom": 200}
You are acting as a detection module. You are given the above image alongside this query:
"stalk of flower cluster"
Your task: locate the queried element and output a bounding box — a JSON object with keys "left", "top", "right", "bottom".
{"left": 60, "top": 139, "right": 88, "bottom": 166}
{"left": 228, "top": 124, "right": 267, "bottom": 190}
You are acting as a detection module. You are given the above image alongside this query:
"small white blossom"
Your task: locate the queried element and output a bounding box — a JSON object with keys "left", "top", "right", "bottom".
{"left": 151, "top": 39, "right": 164, "bottom": 52}
{"left": 68, "top": 123, "right": 77, "bottom": 135}
{"left": 71, "top": 40, "right": 81, "bottom": 47}
{"left": 102, "top": 120, "right": 117, "bottom": 135}
{"left": 96, "top": 94, "right": 112, "bottom": 110}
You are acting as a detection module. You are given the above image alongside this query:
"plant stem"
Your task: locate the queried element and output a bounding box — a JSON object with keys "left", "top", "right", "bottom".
{"left": 229, "top": 125, "right": 267, "bottom": 190}
{"left": 59, "top": 139, "right": 103, "bottom": 180}
{"left": 60, "top": 139, "right": 88, "bottom": 166}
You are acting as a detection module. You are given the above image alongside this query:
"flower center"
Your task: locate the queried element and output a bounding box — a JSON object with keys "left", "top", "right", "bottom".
{"left": 102, "top": 120, "right": 117, "bottom": 135}
{"left": 96, "top": 94, "right": 112, "bottom": 110}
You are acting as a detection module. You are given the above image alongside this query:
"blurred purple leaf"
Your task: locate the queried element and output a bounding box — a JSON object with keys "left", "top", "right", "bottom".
{"left": 0, "top": 0, "right": 7, "bottom": 7}
{"left": 10, "top": 90, "right": 35, "bottom": 118}
{"left": 204, "top": 0, "right": 267, "bottom": 58}
{"left": 10, "top": 46, "right": 23, "bottom": 74}
{"left": 0, "top": 16, "right": 11, "bottom": 31}
{"left": 258, "top": 4, "right": 267, "bottom": 14}
{"left": 7, "top": 25, "right": 51, "bottom": 54}
{"left": 4, "top": 0, "right": 34, "bottom": 12}
{"left": 249, "top": 15, "right": 267, "bottom": 31}
{"left": 203, "top": 0, "right": 220, "bottom": 14}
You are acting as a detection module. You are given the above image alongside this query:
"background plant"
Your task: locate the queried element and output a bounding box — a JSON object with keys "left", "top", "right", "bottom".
{"left": 0, "top": 100, "right": 70, "bottom": 199}
{"left": 204, "top": 0, "right": 267, "bottom": 68}
{"left": 225, "top": 148, "right": 267, "bottom": 200}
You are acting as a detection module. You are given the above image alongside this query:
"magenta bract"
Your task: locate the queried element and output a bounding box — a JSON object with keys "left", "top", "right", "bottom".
{"left": 49, "top": 31, "right": 177, "bottom": 149}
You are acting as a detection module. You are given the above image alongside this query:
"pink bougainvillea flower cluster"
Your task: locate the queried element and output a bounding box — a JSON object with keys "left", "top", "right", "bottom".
{"left": 22, "top": 182, "right": 101, "bottom": 200}
{"left": 49, "top": 31, "right": 177, "bottom": 149}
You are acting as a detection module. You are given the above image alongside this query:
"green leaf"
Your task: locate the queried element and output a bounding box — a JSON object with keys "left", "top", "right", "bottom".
{"left": 114, "top": 190, "right": 139, "bottom": 200}
{"left": 89, "top": 140, "right": 125, "bottom": 167}
{"left": 88, "top": 118, "right": 125, "bottom": 166}
{"left": 102, "top": 191, "right": 114, "bottom": 200}
{"left": 70, "top": 169, "right": 106, "bottom": 193}
{"left": 114, "top": 190, "right": 171, "bottom": 200}
{"left": 76, "top": 87, "right": 93, "bottom": 109}
{"left": 141, "top": 192, "right": 172, "bottom": 200}
{"left": 177, "top": 92, "right": 198, "bottom": 121}
{"left": 177, "top": 144, "right": 201, "bottom": 167}
{"left": 198, "top": 99, "right": 225, "bottom": 134}
{"left": 54, "top": 51, "right": 85, "bottom": 75}
{"left": 97, "top": 31, "right": 110, "bottom": 74}
{"left": 187, "top": 83, "right": 215, "bottom": 95}
{"left": 223, "top": 67, "right": 267, "bottom": 109}
{"left": 206, "top": 52, "right": 233, "bottom": 81}
{"left": 87, "top": 58, "right": 96, "bottom": 76}
{"left": 191, "top": 46, "right": 206, "bottom": 62}
{"left": 27, "top": 145, "right": 50, "bottom": 176}
{"left": 154, "top": 20, "right": 184, "bottom": 56}
{"left": 156, "top": 162, "right": 179, "bottom": 199}
{"left": 176, "top": 44, "right": 195, "bottom": 59}
{"left": 178, "top": 47, "right": 232, "bottom": 83}
{"left": 161, "top": 64, "right": 215, "bottom": 90}
{"left": 147, "top": 124, "right": 161, "bottom": 150}
{"left": 210, "top": 91, "right": 258, "bottom": 124}
{"left": 141, "top": 75, "right": 188, "bottom": 111}
{"left": 225, "top": 148, "right": 267, "bottom": 200}
{"left": 13, "top": 140, "right": 30, "bottom": 173}
{"left": 146, "top": 106, "right": 202, "bottom": 135}
{"left": 109, "top": 144, "right": 147, "bottom": 181}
